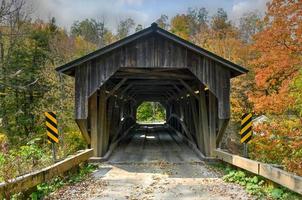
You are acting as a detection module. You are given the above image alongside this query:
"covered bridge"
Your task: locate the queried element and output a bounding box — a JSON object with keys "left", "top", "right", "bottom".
{"left": 56, "top": 23, "right": 247, "bottom": 158}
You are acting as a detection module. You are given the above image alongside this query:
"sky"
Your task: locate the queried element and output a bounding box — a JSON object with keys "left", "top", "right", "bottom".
{"left": 29, "top": 0, "right": 269, "bottom": 32}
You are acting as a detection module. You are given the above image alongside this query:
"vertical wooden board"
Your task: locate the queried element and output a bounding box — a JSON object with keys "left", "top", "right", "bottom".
{"left": 199, "top": 85, "right": 209, "bottom": 156}
{"left": 142, "top": 38, "right": 149, "bottom": 67}
{"left": 165, "top": 39, "right": 172, "bottom": 67}
{"left": 154, "top": 35, "right": 158, "bottom": 67}
{"left": 211, "top": 60, "right": 217, "bottom": 93}
{"left": 133, "top": 41, "right": 138, "bottom": 67}
{"left": 157, "top": 35, "right": 164, "bottom": 67}
{"left": 208, "top": 92, "right": 217, "bottom": 156}
{"left": 97, "top": 88, "right": 109, "bottom": 156}
{"left": 137, "top": 38, "right": 144, "bottom": 67}
{"left": 89, "top": 92, "right": 98, "bottom": 156}
{"left": 90, "top": 60, "right": 97, "bottom": 95}
{"left": 149, "top": 36, "right": 155, "bottom": 67}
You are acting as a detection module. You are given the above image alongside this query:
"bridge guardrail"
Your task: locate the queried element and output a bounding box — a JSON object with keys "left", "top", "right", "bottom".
{"left": 0, "top": 148, "right": 93, "bottom": 198}
{"left": 214, "top": 149, "right": 302, "bottom": 195}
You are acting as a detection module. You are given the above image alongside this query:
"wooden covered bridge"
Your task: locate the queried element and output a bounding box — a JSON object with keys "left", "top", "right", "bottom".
{"left": 56, "top": 23, "right": 248, "bottom": 159}
{"left": 2, "top": 23, "right": 302, "bottom": 198}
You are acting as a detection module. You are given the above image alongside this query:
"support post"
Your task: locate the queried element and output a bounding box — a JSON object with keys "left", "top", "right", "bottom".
{"left": 89, "top": 92, "right": 98, "bottom": 156}
{"left": 208, "top": 92, "right": 217, "bottom": 157}
{"left": 51, "top": 143, "right": 56, "bottom": 162}
{"left": 243, "top": 143, "right": 248, "bottom": 158}
{"left": 98, "top": 88, "right": 109, "bottom": 156}
{"left": 198, "top": 85, "right": 209, "bottom": 156}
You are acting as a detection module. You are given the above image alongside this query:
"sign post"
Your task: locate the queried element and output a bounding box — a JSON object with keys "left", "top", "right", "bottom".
{"left": 45, "top": 112, "right": 59, "bottom": 162}
{"left": 240, "top": 113, "right": 252, "bottom": 158}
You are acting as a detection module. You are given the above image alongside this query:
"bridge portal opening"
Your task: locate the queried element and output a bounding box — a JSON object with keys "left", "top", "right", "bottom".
{"left": 136, "top": 101, "right": 166, "bottom": 124}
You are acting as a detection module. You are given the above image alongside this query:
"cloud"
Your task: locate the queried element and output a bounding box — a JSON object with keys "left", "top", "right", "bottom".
{"left": 118, "top": 0, "right": 144, "bottom": 6}
{"left": 230, "top": 0, "right": 270, "bottom": 22}
{"left": 29, "top": 0, "right": 149, "bottom": 32}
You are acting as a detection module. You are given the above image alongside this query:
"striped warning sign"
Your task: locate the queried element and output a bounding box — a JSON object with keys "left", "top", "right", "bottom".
{"left": 240, "top": 113, "right": 252, "bottom": 143}
{"left": 45, "top": 112, "right": 59, "bottom": 143}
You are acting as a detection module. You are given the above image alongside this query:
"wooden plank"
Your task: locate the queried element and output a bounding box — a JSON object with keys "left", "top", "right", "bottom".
{"left": 259, "top": 164, "right": 302, "bottom": 194}
{"left": 106, "top": 78, "right": 127, "bottom": 99}
{"left": 214, "top": 149, "right": 259, "bottom": 174}
{"left": 0, "top": 149, "right": 93, "bottom": 197}
{"left": 214, "top": 149, "right": 302, "bottom": 195}
{"left": 98, "top": 88, "right": 109, "bottom": 156}
{"left": 75, "top": 119, "right": 90, "bottom": 144}
{"left": 216, "top": 119, "right": 229, "bottom": 147}
{"left": 199, "top": 85, "right": 209, "bottom": 156}
{"left": 89, "top": 92, "right": 98, "bottom": 156}
{"left": 208, "top": 92, "right": 217, "bottom": 156}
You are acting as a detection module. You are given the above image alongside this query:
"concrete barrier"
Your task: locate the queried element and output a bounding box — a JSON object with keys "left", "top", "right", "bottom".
{"left": 0, "top": 149, "right": 93, "bottom": 197}
{"left": 214, "top": 149, "right": 302, "bottom": 195}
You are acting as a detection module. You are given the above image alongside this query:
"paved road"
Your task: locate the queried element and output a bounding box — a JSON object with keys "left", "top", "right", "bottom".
{"left": 47, "top": 127, "right": 253, "bottom": 200}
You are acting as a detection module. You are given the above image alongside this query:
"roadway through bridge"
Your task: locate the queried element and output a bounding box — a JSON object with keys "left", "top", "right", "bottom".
{"left": 109, "top": 125, "right": 201, "bottom": 163}
{"left": 46, "top": 126, "right": 253, "bottom": 200}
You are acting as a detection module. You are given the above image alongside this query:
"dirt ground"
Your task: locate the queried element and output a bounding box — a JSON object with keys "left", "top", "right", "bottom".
{"left": 46, "top": 129, "right": 254, "bottom": 200}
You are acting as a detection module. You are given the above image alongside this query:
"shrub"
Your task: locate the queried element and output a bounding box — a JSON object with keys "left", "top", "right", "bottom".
{"left": 249, "top": 118, "right": 302, "bottom": 176}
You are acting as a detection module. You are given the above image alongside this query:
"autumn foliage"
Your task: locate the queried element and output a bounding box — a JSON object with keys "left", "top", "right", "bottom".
{"left": 249, "top": 0, "right": 302, "bottom": 114}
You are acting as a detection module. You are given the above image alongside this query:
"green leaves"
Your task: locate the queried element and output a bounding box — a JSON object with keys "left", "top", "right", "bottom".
{"left": 223, "top": 167, "right": 301, "bottom": 199}
{"left": 136, "top": 102, "right": 166, "bottom": 123}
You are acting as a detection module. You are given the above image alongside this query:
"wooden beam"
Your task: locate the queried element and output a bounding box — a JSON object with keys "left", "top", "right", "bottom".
{"left": 214, "top": 149, "right": 302, "bottom": 195}
{"left": 216, "top": 119, "right": 229, "bottom": 147}
{"left": 119, "top": 83, "right": 133, "bottom": 97}
{"left": 125, "top": 79, "right": 181, "bottom": 86}
{"left": 208, "top": 92, "right": 217, "bottom": 156}
{"left": 198, "top": 85, "right": 209, "bottom": 156}
{"left": 98, "top": 88, "right": 109, "bottom": 156}
{"left": 114, "top": 71, "right": 194, "bottom": 80}
{"left": 106, "top": 78, "right": 127, "bottom": 99}
{"left": 179, "top": 79, "right": 198, "bottom": 99}
{"left": 75, "top": 119, "right": 91, "bottom": 144}
{"left": 0, "top": 149, "right": 93, "bottom": 197}
{"left": 89, "top": 92, "right": 98, "bottom": 156}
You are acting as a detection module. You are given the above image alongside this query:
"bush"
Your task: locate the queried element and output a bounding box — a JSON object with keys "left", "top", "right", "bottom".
{"left": 249, "top": 118, "right": 302, "bottom": 176}
{"left": 62, "top": 131, "right": 86, "bottom": 156}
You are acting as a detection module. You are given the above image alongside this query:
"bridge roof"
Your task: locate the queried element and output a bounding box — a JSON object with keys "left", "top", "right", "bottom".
{"left": 56, "top": 23, "right": 248, "bottom": 77}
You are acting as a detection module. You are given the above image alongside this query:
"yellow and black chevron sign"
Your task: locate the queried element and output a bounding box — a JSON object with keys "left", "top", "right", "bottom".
{"left": 45, "top": 112, "right": 59, "bottom": 143}
{"left": 240, "top": 113, "right": 252, "bottom": 144}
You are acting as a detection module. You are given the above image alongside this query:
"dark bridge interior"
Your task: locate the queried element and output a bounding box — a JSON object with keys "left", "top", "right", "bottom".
{"left": 56, "top": 23, "right": 247, "bottom": 159}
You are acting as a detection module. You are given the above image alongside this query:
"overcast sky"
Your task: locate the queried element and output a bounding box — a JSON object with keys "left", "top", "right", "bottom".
{"left": 29, "top": 0, "right": 269, "bottom": 32}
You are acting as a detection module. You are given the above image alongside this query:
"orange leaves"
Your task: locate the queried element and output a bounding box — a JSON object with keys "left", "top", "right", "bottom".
{"left": 249, "top": 0, "right": 302, "bottom": 114}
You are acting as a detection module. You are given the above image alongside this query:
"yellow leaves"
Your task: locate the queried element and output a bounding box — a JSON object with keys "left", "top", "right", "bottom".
{"left": 0, "top": 133, "right": 7, "bottom": 146}
{"left": 74, "top": 35, "right": 97, "bottom": 57}
{"left": 170, "top": 14, "right": 190, "bottom": 40}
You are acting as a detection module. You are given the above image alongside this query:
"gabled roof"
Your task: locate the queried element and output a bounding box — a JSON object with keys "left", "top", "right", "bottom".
{"left": 56, "top": 23, "right": 248, "bottom": 77}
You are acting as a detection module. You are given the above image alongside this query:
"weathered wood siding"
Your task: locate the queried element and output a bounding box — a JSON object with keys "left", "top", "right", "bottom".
{"left": 75, "top": 33, "right": 230, "bottom": 120}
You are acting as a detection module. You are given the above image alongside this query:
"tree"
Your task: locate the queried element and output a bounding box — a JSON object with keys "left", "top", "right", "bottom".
{"left": 71, "top": 18, "right": 112, "bottom": 47}
{"left": 239, "top": 12, "right": 263, "bottom": 43}
{"left": 170, "top": 14, "right": 190, "bottom": 40}
{"left": 116, "top": 18, "right": 135, "bottom": 39}
{"left": 249, "top": 0, "right": 302, "bottom": 114}
{"left": 156, "top": 14, "right": 169, "bottom": 30}
{"left": 211, "top": 8, "right": 232, "bottom": 39}
{"left": 136, "top": 102, "right": 165, "bottom": 123}
{"left": 290, "top": 69, "right": 302, "bottom": 118}
{"left": 135, "top": 24, "right": 143, "bottom": 32}
{"left": 187, "top": 7, "right": 208, "bottom": 35}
